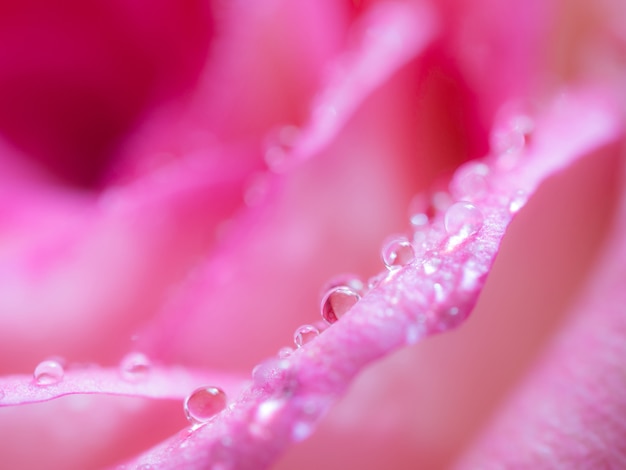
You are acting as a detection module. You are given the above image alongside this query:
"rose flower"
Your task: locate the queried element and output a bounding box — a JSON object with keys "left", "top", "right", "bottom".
{"left": 0, "top": 0, "right": 624, "bottom": 469}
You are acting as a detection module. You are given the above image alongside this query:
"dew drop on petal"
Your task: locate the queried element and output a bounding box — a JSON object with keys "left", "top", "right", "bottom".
{"left": 119, "top": 352, "right": 151, "bottom": 382}
{"left": 321, "top": 286, "right": 361, "bottom": 324}
{"left": 252, "top": 357, "right": 296, "bottom": 395}
{"left": 381, "top": 237, "right": 416, "bottom": 269}
{"left": 33, "top": 359, "right": 64, "bottom": 385}
{"left": 491, "top": 114, "right": 533, "bottom": 156}
{"left": 277, "top": 347, "right": 294, "bottom": 359}
{"left": 184, "top": 386, "right": 228, "bottom": 425}
{"left": 409, "top": 212, "right": 429, "bottom": 230}
{"left": 294, "top": 325, "right": 320, "bottom": 348}
{"left": 451, "top": 162, "right": 490, "bottom": 199}
{"left": 444, "top": 202, "right": 483, "bottom": 238}
{"left": 367, "top": 272, "right": 386, "bottom": 290}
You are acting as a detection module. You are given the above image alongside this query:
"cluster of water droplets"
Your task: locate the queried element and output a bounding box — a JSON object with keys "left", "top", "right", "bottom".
{"left": 198, "top": 108, "right": 535, "bottom": 450}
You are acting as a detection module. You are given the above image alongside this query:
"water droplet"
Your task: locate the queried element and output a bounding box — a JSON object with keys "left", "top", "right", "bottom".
{"left": 321, "top": 286, "right": 361, "bottom": 324}
{"left": 294, "top": 325, "right": 320, "bottom": 348}
{"left": 119, "top": 352, "right": 151, "bottom": 382}
{"left": 381, "top": 236, "right": 416, "bottom": 269}
{"left": 409, "top": 212, "right": 429, "bottom": 230}
{"left": 444, "top": 202, "right": 484, "bottom": 238}
{"left": 491, "top": 114, "right": 534, "bottom": 159}
{"left": 251, "top": 357, "right": 296, "bottom": 395}
{"left": 33, "top": 359, "right": 64, "bottom": 385}
{"left": 367, "top": 272, "right": 386, "bottom": 290}
{"left": 277, "top": 347, "right": 294, "bottom": 358}
{"left": 184, "top": 386, "right": 228, "bottom": 425}
{"left": 264, "top": 125, "right": 300, "bottom": 172}
{"left": 451, "top": 162, "right": 490, "bottom": 199}
{"left": 508, "top": 190, "right": 527, "bottom": 214}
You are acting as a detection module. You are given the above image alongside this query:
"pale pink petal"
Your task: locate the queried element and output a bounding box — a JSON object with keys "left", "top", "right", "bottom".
{"left": 454, "top": 112, "right": 626, "bottom": 468}
{"left": 0, "top": 365, "right": 246, "bottom": 406}
{"left": 119, "top": 91, "right": 622, "bottom": 469}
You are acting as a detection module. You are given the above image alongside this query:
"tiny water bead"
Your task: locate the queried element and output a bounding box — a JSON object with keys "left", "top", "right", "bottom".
{"left": 277, "top": 347, "right": 294, "bottom": 359}
{"left": 119, "top": 352, "right": 151, "bottom": 382}
{"left": 294, "top": 324, "right": 320, "bottom": 348}
{"left": 33, "top": 359, "right": 64, "bottom": 385}
{"left": 444, "top": 202, "right": 484, "bottom": 239}
{"left": 381, "top": 236, "right": 416, "bottom": 269}
{"left": 321, "top": 286, "right": 361, "bottom": 324}
{"left": 184, "top": 386, "right": 228, "bottom": 425}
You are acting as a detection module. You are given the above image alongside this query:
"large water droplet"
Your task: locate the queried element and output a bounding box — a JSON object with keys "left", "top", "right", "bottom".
{"left": 119, "top": 352, "right": 151, "bottom": 382}
{"left": 321, "top": 286, "right": 361, "bottom": 324}
{"left": 33, "top": 359, "right": 64, "bottom": 385}
{"left": 294, "top": 325, "right": 320, "bottom": 348}
{"left": 444, "top": 202, "right": 484, "bottom": 239}
{"left": 381, "top": 236, "right": 416, "bottom": 269}
{"left": 184, "top": 386, "right": 228, "bottom": 425}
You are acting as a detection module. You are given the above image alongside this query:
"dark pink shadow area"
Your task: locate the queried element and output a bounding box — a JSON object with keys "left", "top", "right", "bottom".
{"left": 0, "top": 0, "right": 212, "bottom": 188}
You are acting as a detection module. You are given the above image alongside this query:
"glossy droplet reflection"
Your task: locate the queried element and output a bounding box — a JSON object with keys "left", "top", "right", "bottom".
{"left": 381, "top": 237, "right": 416, "bottom": 269}
{"left": 444, "top": 202, "right": 484, "bottom": 239}
{"left": 120, "top": 352, "right": 151, "bottom": 382}
{"left": 321, "top": 286, "right": 360, "bottom": 324}
{"left": 277, "top": 347, "right": 294, "bottom": 358}
{"left": 184, "top": 386, "right": 228, "bottom": 425}
{"left": 34, "top": 359, "right": 64, "bottom": 385}
{"left": 294, "top": 325, "right": 320, "bottom": 348}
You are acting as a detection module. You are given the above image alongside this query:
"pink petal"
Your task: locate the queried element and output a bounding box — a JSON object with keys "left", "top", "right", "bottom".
{"left": 119, "top": 91, "right": 622, "bottom": 469}
{"left": 0, "top": 364, "right": 246, "bottom": 406}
